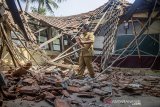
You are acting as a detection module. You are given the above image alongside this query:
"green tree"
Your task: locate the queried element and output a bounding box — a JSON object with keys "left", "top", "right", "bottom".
{"left": 20, "top": 0, "right": 65, "bottom": 14}
{"left": 31, "top": 7, "right": 46, "bottom": 15}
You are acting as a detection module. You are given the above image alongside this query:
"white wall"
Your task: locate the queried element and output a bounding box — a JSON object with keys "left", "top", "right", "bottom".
{"left": 94, "top": 36, "right": 104, "bottom": 55}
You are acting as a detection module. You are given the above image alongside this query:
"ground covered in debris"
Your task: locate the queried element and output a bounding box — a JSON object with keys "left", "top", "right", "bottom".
{"left": 1, "top": 67, "right": 160, "bottom": 107}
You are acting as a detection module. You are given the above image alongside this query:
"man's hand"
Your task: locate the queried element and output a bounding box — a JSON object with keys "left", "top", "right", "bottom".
{"left": 75, "top": 36, "right": 82, "bottom": 44}
{"left": 75, "top": 37, "right": 83, "bottom": 48}
{"left": 75, "top": 37, "right": 80, "bottom": 43}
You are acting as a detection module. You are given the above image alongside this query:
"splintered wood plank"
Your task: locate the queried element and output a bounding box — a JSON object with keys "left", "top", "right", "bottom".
{"left": 47, "top": 61, "right": 79, "bottom": 70}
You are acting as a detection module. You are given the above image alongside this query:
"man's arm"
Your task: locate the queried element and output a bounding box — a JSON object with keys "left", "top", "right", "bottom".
{"left": 80, "top": 40, "right": 93, "bottom": 44}
{"left": 80, "top": 32, "right": 94, "bottom": 44}
{"left": 75, "top": 37, "right": 84, "bottom": 47}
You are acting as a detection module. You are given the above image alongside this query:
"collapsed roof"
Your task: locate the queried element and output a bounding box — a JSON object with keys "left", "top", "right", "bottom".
{"left": 26, "top": 0, "right": 130, "bottom": 35}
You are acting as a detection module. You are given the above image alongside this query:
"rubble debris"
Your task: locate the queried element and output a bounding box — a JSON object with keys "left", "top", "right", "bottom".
{"left": 121, "top": 87, "right": 143, "bottom": 95}
{"left": 70, "top": 99, "right": 82, "bottom": 106}
{"left": 34, "top": 93, "right": 45, "bottom": 102}
{"left": 22, "top": 96, "right": 35, "bottom": 101}
{"left": 0, "top": 40, "right": 159, "bottom": 105}
{"left": 79, "top": 85, "right": 92, "bottom": 92}
{"left": 61, "top": 90, "right": 70, "bottom": 97}
{"left": 1, "top": 88, "right": 17, "bottom": 100}
{"left": 17, "top": 85, "right": 40, "bottom": 95}
{"left": 1, "top": 65, "right": 160, "bottom": 107}
{"left": 92, "top": 81, "right": 109, "bottom": 88}
{"left": 54, "top": 98, "right": 71, "bottom": 107}
{"left": 67, "top": 86, "right": 80, "bottom": 93}
{"left": 22, "top": 78, "right": 35, "bottom": 84}
{"left": 43, "top": 91, "right": 55, "bottom": 99}
{"left": 11, "top": 62, "right": 32, "bottom": 77}
{"left": 93, "top": 88, "right": 110, "bottom": 96}
{"left": 8, "top": 85, "right": 15, "bottom": 93}
{"left": 48, "top": 62, "right": 79, "bottom": 70}
{"left": 39, "top": 85, "right": 52, "bottom": 91}
{"left": 77, "top": 92, "right": 95, "bottom": 98}
{"left": 30, "top": 71, "right": 43, "bottom": 82}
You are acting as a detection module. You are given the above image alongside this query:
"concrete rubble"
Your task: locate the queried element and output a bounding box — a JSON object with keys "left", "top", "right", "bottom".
{"left": 0, "top": 64, "right": 160, "bottom": 107}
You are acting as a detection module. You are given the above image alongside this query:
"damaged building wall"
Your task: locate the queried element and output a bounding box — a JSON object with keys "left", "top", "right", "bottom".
{"left": 1, "top": 46, "right": 60, "bottom": 69}
{"left": 117, "top": 20, "right": 160, "bottom": 35}
{"left": 101, "top": 0, "right": 160, "bottom": 70}
{"left": 112, "top": 19, "right": 160, "bottom": 69}
{"left": 0, "top": 27, "right": 61, "bottom": 68}
{"left": 110, "top": 12, "right": 160, "bottom": 69}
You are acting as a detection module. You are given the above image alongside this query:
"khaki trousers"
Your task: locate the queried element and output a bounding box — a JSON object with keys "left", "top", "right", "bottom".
{"left": 78, "top": 56, "right": 95, "bottom": 78}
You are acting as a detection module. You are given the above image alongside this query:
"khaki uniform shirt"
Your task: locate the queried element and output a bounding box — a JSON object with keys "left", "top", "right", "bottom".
{"left": 80, "top": 32, "right": 95, "bottom": 56}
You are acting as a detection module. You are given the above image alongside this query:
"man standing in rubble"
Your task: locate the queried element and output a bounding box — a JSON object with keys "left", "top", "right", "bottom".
{"left": 75, "top": 25, "right": 95, "bottom": 79}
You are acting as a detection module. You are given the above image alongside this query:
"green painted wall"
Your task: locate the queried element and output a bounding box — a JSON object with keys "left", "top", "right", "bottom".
{"left": 115, "top": 34, "right": 160, "bottom": 56}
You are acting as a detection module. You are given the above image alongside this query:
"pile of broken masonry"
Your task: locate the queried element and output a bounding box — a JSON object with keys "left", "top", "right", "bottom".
{"left": 0, "top": 62, "right": 160, "bottom": 107}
